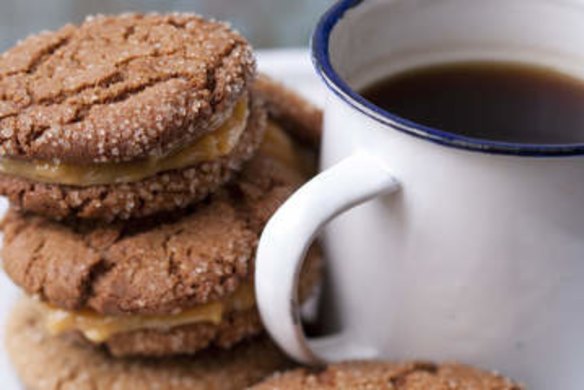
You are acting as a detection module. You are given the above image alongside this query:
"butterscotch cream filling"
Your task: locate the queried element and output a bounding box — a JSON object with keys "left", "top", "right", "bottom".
{"left": 0, "top": 97, "right": 249, "bottom": 186}
{"left": 43, "top": 282, "right": 255, "bottom": 343}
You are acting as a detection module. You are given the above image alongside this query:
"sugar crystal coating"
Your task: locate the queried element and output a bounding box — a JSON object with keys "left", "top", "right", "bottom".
{"left": 251, "top": 361, "right": 523, "bottom": 390}
{"left": 0, "top": 13, "right": 255, "bottom": 164}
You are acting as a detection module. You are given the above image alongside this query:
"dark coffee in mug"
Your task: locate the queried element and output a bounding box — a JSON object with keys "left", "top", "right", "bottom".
{"left": 361, "top": 62, "right": 584, "bottom": 144}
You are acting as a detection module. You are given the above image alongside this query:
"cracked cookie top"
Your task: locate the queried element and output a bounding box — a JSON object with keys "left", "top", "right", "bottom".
{"left": 1, "top": 141, "right": 307, "bottom": 315}
{"left": 0, "top": 13, "right": 255, "bottom": 164}
{"left": 250, "top": 361, "right": 523, "bottom": 390}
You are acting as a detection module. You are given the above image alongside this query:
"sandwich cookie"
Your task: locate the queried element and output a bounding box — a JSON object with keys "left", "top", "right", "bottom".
{"left": 0, "top": 13, "right": 264, "bottom": 221}
{"left": 1, "top": 120, "right": 321, "bottom": 357}
{"left": 6, "top": 298, "right": 294, "bottom": 390}
{"left": 250, "top": 361, "right": 523, "bottom": 389}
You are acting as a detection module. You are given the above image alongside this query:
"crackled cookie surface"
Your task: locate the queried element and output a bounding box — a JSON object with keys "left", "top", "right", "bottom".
{"left": 0, "top": 13, "right": 255, "bottom": 163}
{"left": 0, "top": 13, "right": 264, "bottom": 220}
{"left": 251, "top": 361, "right": 523, "bottom": 390}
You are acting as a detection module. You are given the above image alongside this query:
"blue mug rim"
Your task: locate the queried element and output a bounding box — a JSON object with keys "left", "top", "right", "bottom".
{"left": 311, "top": 0, "right": 584, "bottom": 157}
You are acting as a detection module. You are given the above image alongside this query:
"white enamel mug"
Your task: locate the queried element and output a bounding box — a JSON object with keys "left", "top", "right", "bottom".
{"left": 255, "top": 0, "right": 584, "bottom": 388}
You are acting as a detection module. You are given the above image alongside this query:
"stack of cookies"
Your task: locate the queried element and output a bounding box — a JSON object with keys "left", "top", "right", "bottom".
{"left": 0, "top": 13, "right": 322, "bottom": 389}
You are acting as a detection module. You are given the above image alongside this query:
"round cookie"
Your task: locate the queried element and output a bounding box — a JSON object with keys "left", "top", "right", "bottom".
{"left": 0, "top": 13, "right": 254, "bottom": 163}
{"left": 250, "top": 361, "right": 523, "bottom": 390}
{"left": 0, "top": 13, "right": 262, "bottom": 221}
{"left": 0, "top": 97, "right": 266, "bottom": 221}
{"left": 6, "top": 298, "right": 294, "bottom": 390}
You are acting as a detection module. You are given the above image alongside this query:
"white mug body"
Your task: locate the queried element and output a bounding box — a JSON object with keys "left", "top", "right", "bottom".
{"left": 321, "top": 92, "right": 584, "bottom": 388}
{"left": 255, "top": 0, "right": 584, "bottom": 388}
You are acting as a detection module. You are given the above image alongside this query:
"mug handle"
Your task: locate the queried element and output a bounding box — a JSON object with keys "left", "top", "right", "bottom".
{"left": 255, "top": 152, "right": 400, "bottom": 364}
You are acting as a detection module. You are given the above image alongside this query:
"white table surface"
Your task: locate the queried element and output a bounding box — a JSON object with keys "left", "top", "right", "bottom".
{"left": 0, "top": 48, "right": 324, "bottom": 389}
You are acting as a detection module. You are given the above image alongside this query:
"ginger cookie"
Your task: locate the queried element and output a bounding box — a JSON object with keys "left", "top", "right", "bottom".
{"left": 250, "top": 361, "right": 523, "bottom": 390}
{"left": 6, "top": 298, "right": 294, "bottom": 390}
{"left": 0, "top": 13, "right": 264, "bottom": 221}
